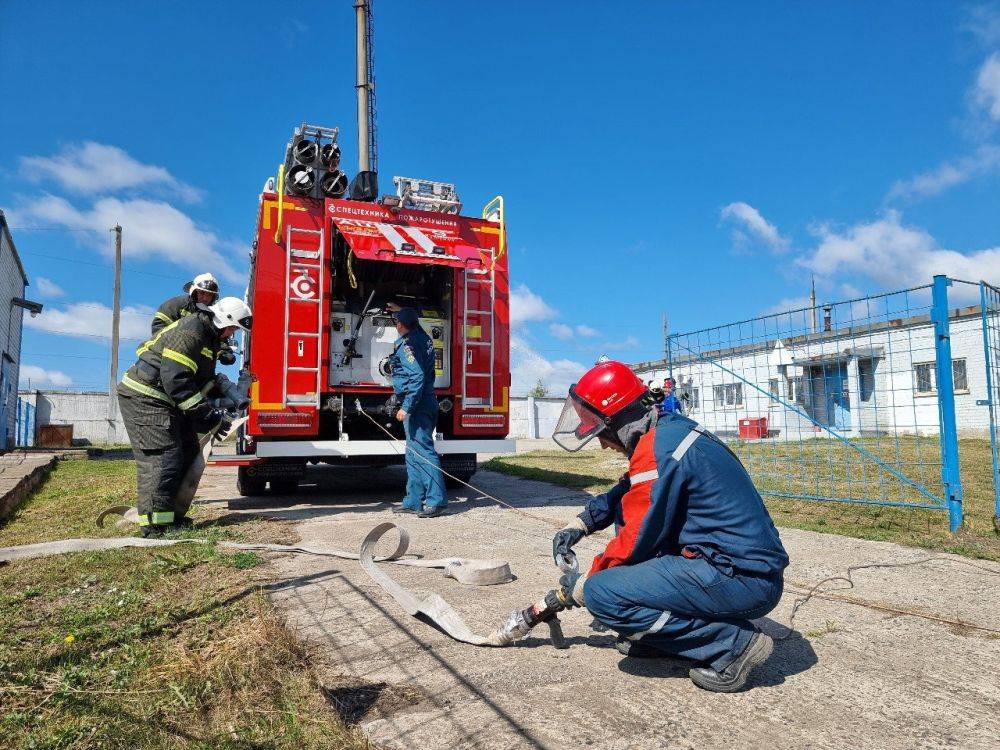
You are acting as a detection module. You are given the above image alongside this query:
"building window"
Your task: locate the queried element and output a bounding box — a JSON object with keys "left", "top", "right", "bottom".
{"left": 786, "top": 375, "right": 805, "bottom": 405}
{"left": 713, "top": 382, "right": 743, "bottom": 408}
{"left": 858, "top": 358, "right": 876, "bottom": 402}
{"left": 913, "top": 359, "right": 967, "bottom": 395}
{"left": 768, "top": 378, "right": 779, "bottom": 398}
{"left": 680, "top": 386, "right": 700, "bottom": 411}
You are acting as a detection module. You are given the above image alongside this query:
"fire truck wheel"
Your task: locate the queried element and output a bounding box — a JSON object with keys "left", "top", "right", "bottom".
{"left": 237, "top": 466, "right": 267, "bottom": 496}
{"left": 269, "top": 478, "right": 299, "bottom": 495}
{"left": 444, "top": 472, "right": 474, "bottom": 490}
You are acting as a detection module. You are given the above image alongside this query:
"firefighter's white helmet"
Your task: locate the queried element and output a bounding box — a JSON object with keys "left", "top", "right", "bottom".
{"left": 208, "top": 297, "right": 253, "bottom": 332}
{"left": 188, "top": 272, "right": 220, "bottom": 298}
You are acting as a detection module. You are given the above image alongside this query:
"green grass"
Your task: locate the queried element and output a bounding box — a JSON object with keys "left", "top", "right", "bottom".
{"left": 0, "top": 459, "right": 370, "bottom": 749}
{"left": 485, "top": 436, "right": 1000, "bottom": 562}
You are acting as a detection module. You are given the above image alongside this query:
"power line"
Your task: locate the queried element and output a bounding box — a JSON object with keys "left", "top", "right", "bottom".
{"left": 19, "top": 250, "right": 180, "bottom": 281}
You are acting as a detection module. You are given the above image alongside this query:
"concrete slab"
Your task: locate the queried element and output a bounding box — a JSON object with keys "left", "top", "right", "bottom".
{"left": 0, "top": 451, "right": 64, "bottom": 522}
{"left": 196, "top": 464, "right": 1000, "bottom": 750}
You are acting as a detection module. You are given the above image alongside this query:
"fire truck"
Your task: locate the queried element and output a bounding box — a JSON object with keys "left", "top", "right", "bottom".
{"left": 232, "top": 143, "right": 513, "bottom": 495}
{"left": 225, "top": 3, "right": 514, "bottom": 496}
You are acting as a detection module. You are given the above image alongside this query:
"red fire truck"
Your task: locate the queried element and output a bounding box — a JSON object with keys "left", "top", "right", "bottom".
{"left": 231, "top": 125, "right": 514, "bottom": 495}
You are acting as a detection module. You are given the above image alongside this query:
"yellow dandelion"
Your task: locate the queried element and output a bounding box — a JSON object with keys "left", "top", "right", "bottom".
{"left": 64, "top": 634, "right": 75, "bottom": 644}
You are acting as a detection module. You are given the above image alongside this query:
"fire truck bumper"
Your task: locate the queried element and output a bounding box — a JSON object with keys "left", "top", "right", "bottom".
{"left": 251, "top": 439, "right": 516, "bottom": 458}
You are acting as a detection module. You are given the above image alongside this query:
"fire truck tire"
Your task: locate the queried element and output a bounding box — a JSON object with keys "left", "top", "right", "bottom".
{"left": 237, "top": 466, "right": 267, "bottom": 496}
{"left": 270, "top": 478, "right": 299, "bottom": 495}
{"left": 441, "top": 453, "right": 477, "bottom": 489}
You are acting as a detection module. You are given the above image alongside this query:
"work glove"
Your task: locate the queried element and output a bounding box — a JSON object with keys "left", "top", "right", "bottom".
{"left": 552, "top": 517, "right": 588, "bottom": 566}
{"left": 559, "top": 570, "right": 586, "bottom": 609}
{"left": 218, "top": 348, "right": 237, "bottom": 366}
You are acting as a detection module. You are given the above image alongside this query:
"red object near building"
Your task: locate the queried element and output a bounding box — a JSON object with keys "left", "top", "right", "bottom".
{"left": 738, "top": 417, "right": 768, "bottom": 440}
{"left": 228, "top": 140, "right": 514, "bottom": 496}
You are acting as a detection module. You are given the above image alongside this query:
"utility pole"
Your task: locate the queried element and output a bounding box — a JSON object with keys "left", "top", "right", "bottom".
{"left": 108, "top": 225, "right": 122, "bottom": 422}
{"left": 810, "top": 274, "right": 817, "bottom": 334}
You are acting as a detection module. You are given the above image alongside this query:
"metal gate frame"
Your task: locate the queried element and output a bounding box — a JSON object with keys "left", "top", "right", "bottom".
{"left": 978, "top": 280, "right": 1000, "bottom": 531}
{"left": 665, "top": 275, "right": 966, "bottom": 532}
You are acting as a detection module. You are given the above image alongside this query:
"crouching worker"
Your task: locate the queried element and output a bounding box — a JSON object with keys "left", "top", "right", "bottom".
{"left": 118, "top": 297, "right": 252, "bottom": 537}
{"left": 551, "top": 360, "right": 788, "bottom": 692}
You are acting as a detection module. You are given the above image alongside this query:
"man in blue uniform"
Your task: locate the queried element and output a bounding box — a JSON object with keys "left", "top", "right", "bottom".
{"left": 551, "top": 360, "right": 788, "bottom": 692}
{"left": 390, "top": 307, "right": 447, "bottom": 518}
{"left": 657, "top": 376, "right": 684, "bottom": 415}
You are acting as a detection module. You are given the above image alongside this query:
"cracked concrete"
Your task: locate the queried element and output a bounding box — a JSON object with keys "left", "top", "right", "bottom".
{"left": 196, "top": 463, "right": 1000, "bottom": 750}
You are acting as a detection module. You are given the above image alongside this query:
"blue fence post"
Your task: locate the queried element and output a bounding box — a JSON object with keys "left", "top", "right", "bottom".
{"left": 931, "top": 275, "right": 964, "bottom": 531}
{"left": 979, "top": 283, "right": 1000, "bottom": 527}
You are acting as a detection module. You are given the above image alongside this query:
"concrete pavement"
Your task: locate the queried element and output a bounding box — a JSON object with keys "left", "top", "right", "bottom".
{"left": 196, "top": 463, "right": 1000, "bottom": 750}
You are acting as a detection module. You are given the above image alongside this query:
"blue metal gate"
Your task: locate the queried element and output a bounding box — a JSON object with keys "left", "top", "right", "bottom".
{"left": 665, "top": 275, "right": 965, "bottom": 531}
{"left": 978, "top": 280, "right": 1000, "bottom": 531}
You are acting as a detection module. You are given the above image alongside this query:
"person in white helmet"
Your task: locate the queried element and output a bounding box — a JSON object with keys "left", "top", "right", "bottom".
{"left": 118, "top": 297, "right": 252, "bottom": 535}
{"left": 149, "top": 273, "right": 237, "bottom": 365}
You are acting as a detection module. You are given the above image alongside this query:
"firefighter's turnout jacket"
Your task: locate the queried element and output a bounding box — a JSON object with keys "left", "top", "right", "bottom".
{"left": 117, "top": 312, "right": 223, "bottom": 527}
{"left": 125, "top": 312, "right": 223, "bottom": 417}
{"left": 151, "top": 294, "right": 200, "bottom": 335}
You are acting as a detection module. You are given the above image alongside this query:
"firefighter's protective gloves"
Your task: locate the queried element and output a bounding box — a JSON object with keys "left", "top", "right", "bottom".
{"left": 218, "top": 347, "right": 237, "bottom": 366}
{"left": 552, "top": 517, "right": 588, "bottom": 565}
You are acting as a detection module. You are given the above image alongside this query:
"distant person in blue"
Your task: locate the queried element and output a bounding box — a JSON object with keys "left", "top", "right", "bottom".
{"left": 658, "top": 377, "right": 684, "bottom": 416}
{"left": 390, "top": 307, "right": 447, "bottom": 518}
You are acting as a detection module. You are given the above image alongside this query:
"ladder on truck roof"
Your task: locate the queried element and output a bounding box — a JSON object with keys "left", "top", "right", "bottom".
{"left": 461, "top": 249, "right": 495, "bottom": 410}
{"left": 283, "top": 226, "right": 324, "bottom": 408}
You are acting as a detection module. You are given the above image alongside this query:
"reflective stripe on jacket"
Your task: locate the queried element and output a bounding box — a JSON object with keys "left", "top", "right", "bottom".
{"left": 580, "top": 412, "right": 789, "bottom": 577}
{"left": 123, "top": 312, "right": 220, "bottom": 412}
{"left": 151, "top": 294, "right": 197, "bottom": 336}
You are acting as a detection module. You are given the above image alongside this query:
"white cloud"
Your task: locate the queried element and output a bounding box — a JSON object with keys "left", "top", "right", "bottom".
{"left": 13, "top": 195, "right": 242, "bottom": 282}
{"left": 20, "top": 142, "right": 201, "bottom": 202}
{"left": 25, "top": 301, "right": 155, "bottom": 342}
{"left": 511, "top": 334, "right": 587, "bottom": 397}
{"left": 19, "top": 365, "right": 72, "bottom": 388}
{"left": 798, "top": 210, "right": 1000, "bottom": 293}
{"left": 509, "top": 284, "right": 558, "bottom": 327}
{"left": 598, "top": 334, "right": 641, "bottom": 351}
{"left": 549, "top": 322, "right": 573, "bottom": 340}
{"left": 576, "top": 324, "right": 600, "bottom": 337}
{"left": 974, "top": 52, "right": 1000, "bottom": 122}
{"left": 762, "top": 296, "right": 814, "bottom": 316}
{"left": 34, "top": 277, "right": 64, "bottom": 298}
{"left": 720, "top": 202, "right": 790, "bottom": 254}
{"left": 887, "top": 144, "right": 1000, "bottom": 200}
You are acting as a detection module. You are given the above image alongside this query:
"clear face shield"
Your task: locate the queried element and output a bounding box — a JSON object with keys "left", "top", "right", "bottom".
{"left": 552, "top": 386, "right": 609, "bottom": 452}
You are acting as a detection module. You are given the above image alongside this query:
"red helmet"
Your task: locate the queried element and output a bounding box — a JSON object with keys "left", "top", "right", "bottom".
{"left": 553, "top": 360, "right": 649, "bottom": 451}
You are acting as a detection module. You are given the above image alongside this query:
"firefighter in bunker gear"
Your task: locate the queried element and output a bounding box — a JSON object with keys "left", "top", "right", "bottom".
{"left": 119, "top": 296, "right": 252, "bottom": 536}
{"left": 152, "top": 273, "right": 236, "bottom": 365}
{"left": 551, "top": 360, "right": 788, "bottom": 692}
{"left": 390, "top": 307, "right": 446, "bottom": 517}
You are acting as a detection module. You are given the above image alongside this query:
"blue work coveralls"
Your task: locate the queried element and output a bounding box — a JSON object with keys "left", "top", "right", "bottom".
{"left": 579, "top": 412, "right": 788, "bottom": 671}
{"left": 390, "top": 325, "right": 446, "bottom": 510}
{"left": 657, "top": 393, "right": 683, "bottom": 416}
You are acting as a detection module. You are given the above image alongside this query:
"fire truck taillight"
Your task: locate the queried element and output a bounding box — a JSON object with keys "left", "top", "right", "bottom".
{"left": 257, "top": 411, "right": 314, "bottom": 430}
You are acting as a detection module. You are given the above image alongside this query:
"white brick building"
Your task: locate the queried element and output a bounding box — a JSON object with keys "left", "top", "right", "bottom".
{"left": 634, "top": 304, "right": 992, "bottom": 439}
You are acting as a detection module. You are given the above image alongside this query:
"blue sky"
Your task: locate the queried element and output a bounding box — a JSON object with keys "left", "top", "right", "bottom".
{"left": 2, "top": 1, "right": 1000, "bottom": 394}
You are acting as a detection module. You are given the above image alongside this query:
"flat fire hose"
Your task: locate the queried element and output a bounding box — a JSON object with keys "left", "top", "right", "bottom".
{"left": 0, "top": 523, "right": 516, "bottom": 645}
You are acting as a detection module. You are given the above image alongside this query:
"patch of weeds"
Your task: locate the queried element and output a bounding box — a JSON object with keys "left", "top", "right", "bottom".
{"left": 805, "top": 620, "right": 840, "bottom": 639}
{"left": 224, "top": 550, "right": 265, "bottom": 569}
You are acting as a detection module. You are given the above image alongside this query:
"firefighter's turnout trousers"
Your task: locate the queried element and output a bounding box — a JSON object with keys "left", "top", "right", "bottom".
{"left": 118, "top": 311, "right": 222, "bottom": 528}
{"left": 117, "top": 389, "right": 200, "bottom": 526}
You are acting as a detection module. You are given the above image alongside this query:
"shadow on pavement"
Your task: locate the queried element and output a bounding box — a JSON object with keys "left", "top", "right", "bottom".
{"left": 615, "top": 618, "right": 818, "bottom": 689}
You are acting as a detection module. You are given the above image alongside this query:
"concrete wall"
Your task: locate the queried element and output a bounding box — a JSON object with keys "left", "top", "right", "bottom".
{"left": 15, "top": 390, "right": 559, "bottom": 445}
{"left": 508, "top": 396, "right": 564, "bottom": 440}
{"left": 18, "top": 390, "right": 127, "bottom": 446}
